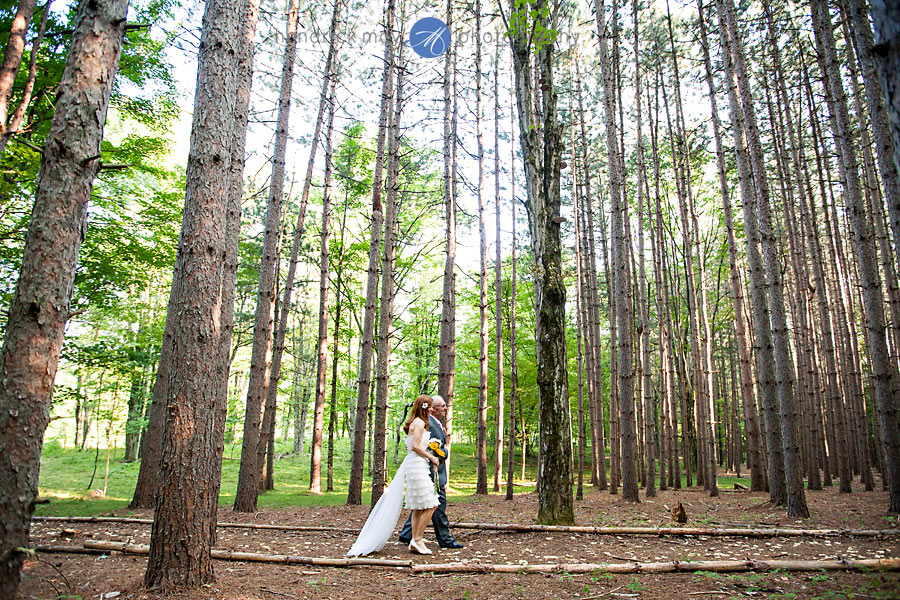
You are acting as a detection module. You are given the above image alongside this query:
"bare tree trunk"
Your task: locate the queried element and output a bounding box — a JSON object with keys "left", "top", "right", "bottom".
{"left": 715, "top": 0, "right": 785, "bottom": 506}
{"left": 594, "top": 0, "right": 638, "bottom": 503}
{"left": 234, "top": 0, "right": 300, "bottom": 511}
{"left": 0, "top": 0, "right": 51, "bottom": 155}
{"left": 475, "top": 1, "right": 488, "bottom": 496}
{"left": 506, "top": 67, "right": 518, "bottom": 502}
{"left": 633, "top": 0, "right": 655, "bottom": 498}
{"left": 868, "top": 1, "right": 900, "bottom": 198}
{"left": 846, "top": 0, "right": 900, "bottom": 282}
{"left": 437, "top": 0, "right": 458, "bottom": 458}
{"left": 493, "top": 47, "right": 504, "bottom": 493}
{"left": 328, "top": 188, "right": 350, "bottom": 492}
{"left": 572, "top": 99, "right": 586, "bottom": 500}
{"left": 131, "top": 0, "right": 259, "bottom": 507}
{"left": 347, "top": 0, "right": 394, "bottom": 505}
{"left": 0, "top": 0, "right": 36, "bottom": 131}
{"left": 371, "top": 21, "right": 404, "bottom": 505}
{"left": 0, "top": 2, "right": 127, "bottom": 595}
{"left": 697, "top": 0, "right": 763, "bottom": 491}
{"left": 575, "top": 58, "right": 607, "bottom": 491}
{"left": 731, "top": 0, "right": 807, "bottom": 516}
{"left": 143, "top": 0, "right": 240, "bottom": 588}
{"left": 811, "top": 0, "right": 900, "bottom": 513}
{"left": 268, "top": 0, "right": 343, "bottom": 481}
{"left": 509, "top": 0, "right": 574, "bottom": 523}
{"left": 291, "top": 314, "right": 305, "bottom": 454}
{"left": 309, "top": 76, "right": 338, "bottom": 495}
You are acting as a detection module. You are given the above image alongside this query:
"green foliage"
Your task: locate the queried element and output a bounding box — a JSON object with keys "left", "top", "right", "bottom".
{"left": 507, "top": 0, "right": 558, "bottom": 54}
{"left": 35, "top": 438, "right": 539, "bottom": 516}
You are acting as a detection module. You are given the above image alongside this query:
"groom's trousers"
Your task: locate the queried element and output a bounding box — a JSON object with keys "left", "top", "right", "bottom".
{"left": 397, "top": 483, "right": 456, "bottom": 546}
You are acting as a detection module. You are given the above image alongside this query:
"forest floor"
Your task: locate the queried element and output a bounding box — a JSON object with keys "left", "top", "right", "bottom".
{"left": 19, "top": 481, "right": 900, "bottom": 600}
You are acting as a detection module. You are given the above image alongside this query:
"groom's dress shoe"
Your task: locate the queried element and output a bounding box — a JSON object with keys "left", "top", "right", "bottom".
{"left": 398, "top": 536, "right": 411, "bottom": 544}
{"left": 440, "top": 541, "right": 464, "bottom": 549}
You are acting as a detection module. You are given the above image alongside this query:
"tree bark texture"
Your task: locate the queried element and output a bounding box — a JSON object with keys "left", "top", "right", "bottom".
{"left": 475, "top": 1, "right": 488, "bottom": 497}
{"left": 143, "top": 0, "right": 240, "bottom": 589}
{"left": 234, "top": 0, "right": 300, "bottom": 511}
{"left": 372, "top": 28, "right": 404, "bottom": 504}
{"left": 811, "top": 0, "right": 900, "bottom": 513}
{"left": 348, "top": 0, "right": 393, "bottom": 504}
{"left": 0, "top": 1, "right": 127, "bottom": 595}
{"left": 269, "top": 0, "right": 343, "bottom": 486}
{"left": 509, "top": 0, "right": 574, "bottom": 524}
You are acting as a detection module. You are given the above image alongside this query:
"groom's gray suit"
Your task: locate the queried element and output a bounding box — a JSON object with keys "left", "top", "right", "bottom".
{"left": 398, "top": 413, "right": 458, "bottom": 547}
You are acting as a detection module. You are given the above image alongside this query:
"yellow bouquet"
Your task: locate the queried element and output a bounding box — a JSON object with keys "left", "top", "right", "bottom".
{"left": 427, "top": 440, "right": 445, "bottom": 495}
{"left": 427, "top": 440, "right": 445, "bottom": 459}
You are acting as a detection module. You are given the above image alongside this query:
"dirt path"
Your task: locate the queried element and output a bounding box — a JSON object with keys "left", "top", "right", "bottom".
{"left": 19, "top": 485, "right": 900, "bottom": 599}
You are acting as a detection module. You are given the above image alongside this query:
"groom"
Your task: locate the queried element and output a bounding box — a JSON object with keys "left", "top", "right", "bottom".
{"left": 398, "top": 394, "right": 463, "bottom": 549}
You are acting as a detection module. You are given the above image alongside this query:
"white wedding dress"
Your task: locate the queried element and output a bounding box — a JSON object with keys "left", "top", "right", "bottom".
{"left": 347, "top": 430, "right": 440, "bottom": 556}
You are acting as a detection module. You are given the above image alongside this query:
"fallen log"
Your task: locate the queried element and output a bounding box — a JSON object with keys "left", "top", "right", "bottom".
{"left": 31, "top": 516, "right": 900, "bottom": 539}
{"left": 39, "top": 543, "right": 900, "bottom": 576}
{"left": 411, "top": 557, "right": 900, "bottom": 575}
{"left": 81, "top": 540, "right": 410, "bottom": 568}
{"left": 448, "top": 523, "right": 900, "bottom": 538}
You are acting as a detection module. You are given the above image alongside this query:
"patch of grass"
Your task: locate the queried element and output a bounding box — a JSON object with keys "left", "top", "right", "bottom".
{"left": 35, "top": 436, "right": 540, "bottom": 516}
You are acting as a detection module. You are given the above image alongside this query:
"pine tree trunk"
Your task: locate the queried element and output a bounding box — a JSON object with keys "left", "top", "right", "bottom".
{"left": 268, "top": 0, "right": 342, "bottom": 479}
{"left": 593, "top": 0, "right": 638, "bottom": 503}
{"left": 697, "top": 0, "right": 764, "bottom": 491}
{"left": 475, "top": 1, "right": 488, "bottom": 496}
{"left": 309, "top": 77, "right": 338, "bottom": 495}
{"left": 633, "top": 0, "right": 655, "bottom": 498}
{"left": 234, "top": 0, "right": 300, "bottom": 511}
{"left": 291, "top": 316, "right": 305, "bottom": 454}
{"left": 731, "top": 0, "right": 806, "bottom": 516}
{"left": 509, "top": 0, "right": 574, "bottom": 523}
{"left": 506, "top": 71, "right": 518, "bottom": 502}
{"left": 493, "top": 49, "right": 504, "bottom": 493}
{"left": 715, "top": 0, "right": 786, "bottom": 506}
{"left": 846, "top": 0, "right": 900, "bottom": 285}
{"left": 811, "top": 0, "right": 900, "bottom": 513}
{"left": 144, "top": 0, "right": 241, "bottom": 588}
{"left": 0, "top": 2, "right": 127, "bottom": 595}
{"left": 328, "top": 187, "right": 350, "bottom": 492}
{"left": 0, "top": 0, "right": 36, "bottom": 131}
{"left": 574, "top": 59, "right": 607, "bottom": 490}
{"left": 437, "top": 0, "right": 458, "bottom": 464}
{"left": 371, "top": 24, "right": 404, "bottom": 505}
{"left": 347, "top": 0, "right": 393, "bottom": 505}
{"left": 868, "top": 1, "right": 900, "bottom": 185}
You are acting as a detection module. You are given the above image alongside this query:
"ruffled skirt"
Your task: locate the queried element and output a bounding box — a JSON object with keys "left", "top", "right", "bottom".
{"left": 403, "top": 454, "right": 439, "bottom": 510}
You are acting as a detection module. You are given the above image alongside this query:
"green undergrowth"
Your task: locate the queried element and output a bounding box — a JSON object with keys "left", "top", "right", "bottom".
{"left": 36, "top": 437, "right": 754, "bottom": 517}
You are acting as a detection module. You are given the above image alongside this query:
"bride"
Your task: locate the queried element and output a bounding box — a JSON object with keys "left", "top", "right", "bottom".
{"left": 347, "top": 394, "right": 440, "bottom": 556}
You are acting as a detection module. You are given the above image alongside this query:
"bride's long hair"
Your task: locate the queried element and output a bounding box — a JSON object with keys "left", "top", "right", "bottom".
{"left": 402, "top": 394, "right": 433, "bottom": 433}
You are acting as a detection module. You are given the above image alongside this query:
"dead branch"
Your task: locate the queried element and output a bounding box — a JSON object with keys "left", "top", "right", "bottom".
{"left": 447, "top": 522, "right": 900, "bottom": 538}
{"left": 410, "top": 557, "right": 900, "bottom": 575}
{"left": 31, "top": 516, "right": 900, "bottom": 539}
{"left": 35, "top": 543, "right": 900, "bottom": 577}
